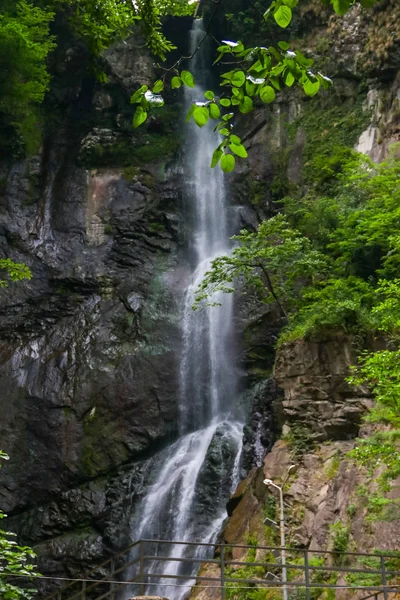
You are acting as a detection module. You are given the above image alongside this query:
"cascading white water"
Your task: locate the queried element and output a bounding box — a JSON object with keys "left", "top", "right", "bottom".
{"left": 123, "top": 19, "right": 244, "bottom": 600}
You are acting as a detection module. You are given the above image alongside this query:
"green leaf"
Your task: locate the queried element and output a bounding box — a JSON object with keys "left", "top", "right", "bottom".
{"left": 181, "top": 70, "right": 195, "bottom": 88}
{"left": 231, "top": 71, "right": 246, "bottom": 87}
{"left": 229, "top": 143, "right": 248, "bottom": 158}
{"left": 220, "top": 98, "right": 231, "bottom": 107}
{"left": 171, "top": 76, "right": 182, "bottom": 89}
{"left": 239, "top": 96, "right": 253, "bottom": 114}
{"left": 332, "top": 0, "right": 351, "bottom": 15}
{"left": 222, "top": 113, "right": 234, "bottom": 122}
{"left": 193, "top": 106, "right": 209, "bottom": 127}
{"left": 232, "top": 42, "right": 245, "bottom": 54}
{"left": 220, "top": 154, "right": 236, "bottom": 173}
{"left": 130, "top": 85, "right": 147, "bottom": 104}
{"left": 274, "top": 5, "right": 292, "bottom": 28}
{"left": 285, "top": 71, "right": 295, "bottom": 87}
{"left": 230, "top": 134, "right": 241, "bottom": 144}
{"left": 270, "top": 77, "right": 281, "bottom": 90}
{"left": 152, "top": 79, "right": 164, "bottom": 93}
{"left": 209, "top": 103, "right": 221, "bottom": 119}
{"left": 219, "top": 128, "right": 230, "bottom": 136}
{"left": 221, "top": 70, "right": 235, "bottom": 82}
{"left": 303, "top": 78, "right": 320, "bottom": 97}
{"left": 278, "top": 41, "right": 290, "bottom": 50}
{"left": 246, "top": 81, "right": 256, "bottom": 96}
{"left": 133, "top": 106, "right": 147, "bottom": 128}
{"left": 260, "top": 85, "right": 276, "bottom": 104}
{"left": 211, "top": 147, "right": 224, "bottom": 168}
{"left": 205, "top": 90, "right": 215, "bottom": 100}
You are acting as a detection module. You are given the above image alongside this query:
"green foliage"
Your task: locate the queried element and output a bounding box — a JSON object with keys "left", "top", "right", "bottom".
{"left": 0, "top": 452, "right": 40, "bottom": 599}
{"left": 283, "top": 424, "right": 317, "bottom": 456}
{"left": 345, "top": 552, "right": 400, "bottom": 589}
{"left": 0, "top": 1, "right": 56, "bottom": 154}
{"left": 325, "top": 452, "right": 341, "bottom": 479}
{"left": 346, "top": 503, "right": 357, "bottom": 518}
{"left": 197, "top": 149, "right": 400, "bottom": 345}
{"left": 64, "top": 0, "right": 138, "bottom": 57}
{"left": 329, "top": 521, "right": 350, "bottom": 558}
{"left": 288, "top": 97, "right": 371, "bottom": 188}
{"left": 193, "top": 214, "right": 327, "bottom": 319}
{"left": 225, "top": 535, "right": 271, "bottom": 600}
{"left": 130, "top": 0, "right": 378, "bottom": 170}
{"left": 278, "top": 277, "right": 374, "bottom": 344}
{"left": 344, "top": 273, "right": 400, "bottom": 519}
{"left": 264, "top": 495, "right": 277, "bottom": 522}
{"left": 0, "top": 259, "right": 32, "bottom": 288}
{"left": 0, "top": 0, "right": 192, "bottom": 153}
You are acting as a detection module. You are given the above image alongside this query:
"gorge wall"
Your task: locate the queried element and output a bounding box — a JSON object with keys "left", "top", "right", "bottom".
{"left": 0, "top": 1, "right": 400, "bottom": 598}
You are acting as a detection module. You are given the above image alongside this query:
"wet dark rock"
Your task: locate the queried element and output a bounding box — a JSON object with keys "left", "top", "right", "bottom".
{"left": 0, "top": 29, "right": 186, "bottom": 585}
{"left": 241, "top": 379, "right": 283, "bottom": 474}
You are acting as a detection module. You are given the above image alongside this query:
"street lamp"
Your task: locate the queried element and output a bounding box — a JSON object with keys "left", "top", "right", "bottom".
{"left": 264, "top": 465, "right": 297, "bottom": 600}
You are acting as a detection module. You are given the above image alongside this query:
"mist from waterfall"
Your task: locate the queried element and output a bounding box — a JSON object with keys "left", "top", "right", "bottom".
{"left": 123, "top": 19, "right": 244, "bottom": 600}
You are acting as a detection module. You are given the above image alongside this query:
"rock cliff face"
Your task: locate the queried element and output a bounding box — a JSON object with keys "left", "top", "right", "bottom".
{"left": 0, "top": 31, "right": 188, "bottom": 584}
{"left": 274, "top": 338, "right": 372, "bottom": 441}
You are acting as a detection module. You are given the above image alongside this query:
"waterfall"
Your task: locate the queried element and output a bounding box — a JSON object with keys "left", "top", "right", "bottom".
{"left": 123, "top": 19, "right": 244, "bottom": 600}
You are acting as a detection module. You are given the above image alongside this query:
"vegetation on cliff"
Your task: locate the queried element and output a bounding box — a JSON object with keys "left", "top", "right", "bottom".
{"left": 196, "top": 145, "right": 400, "bottom": 516}
{"left": 0, "top": 452, "right": 39, "bottom": 599}
{"left": 0, "top": 0, "right": 193, "bottom": 154}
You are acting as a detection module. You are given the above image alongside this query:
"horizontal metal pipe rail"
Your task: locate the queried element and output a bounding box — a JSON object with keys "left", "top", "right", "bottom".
{"left": 33, "top": 539, "right": 400, "bottom": 600}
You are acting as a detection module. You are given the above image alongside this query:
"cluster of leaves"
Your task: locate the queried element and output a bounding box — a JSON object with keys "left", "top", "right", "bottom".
{"left": 130, "top": 0, "right": 194, "bottom": 61}
{"left": 0, "top": 259, "right": 32, "bottom": 288}
{"left": 132, "top": 1, "right": 334, "bottom": 171}
{"left": 329, "top": 521, "right": 350, "bottom": 558}
{"left": 130, "top": 0, "right": 381, "bottom": 171}
{"left": 194, "top": 149, "right": 400, "bottom": 337}
{"left": 62, "top": 0, "right": 139, "bottom": 57}
{"left": 0, "top": 1, "right": 56, "bottom": 154}
{"left": 193, "top": 213, "right": 327, "bottom": 317}
{"left": 0, "top": 452, "right": 40, "bottom": 599}
{"left": 0, "top": 0, "right": 192, "bottom": 154}
{"left": 345, "top": 276, "right": 400, "bottom": 517}
{"left": 194, "top": 148, "right": 400, "bottom": 513}
{"left": 345, "top": 551, "right": 400, "bottom": 589}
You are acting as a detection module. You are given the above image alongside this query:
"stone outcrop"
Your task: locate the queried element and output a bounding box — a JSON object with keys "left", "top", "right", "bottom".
{"left": 0, "top": 32, "right": 186, "bottom": 589}
{"left": 274, "top": 338, "right": 373, "bottom": 440}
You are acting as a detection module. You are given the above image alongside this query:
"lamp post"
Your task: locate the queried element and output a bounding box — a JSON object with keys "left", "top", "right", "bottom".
{"left": 264, "top": 465, "right": 297, "bottom": 600}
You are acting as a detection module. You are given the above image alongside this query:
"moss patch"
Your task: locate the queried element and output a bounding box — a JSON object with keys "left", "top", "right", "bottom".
{"left": 289, "top": 92, "right": 371, "bottom": 187}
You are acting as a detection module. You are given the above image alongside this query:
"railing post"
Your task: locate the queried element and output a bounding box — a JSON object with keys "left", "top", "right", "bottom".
{"left": 304, "top": 549, "right": 311, "bottom": 600}
{"left": 139, "top": 540, "right": 145, "bottom": 596}
{"left": 380, "top": 555, "right": 389, "bottom": 600}
{"left": 220, "top": 544, "right": 226, "bottom": 600}
{"left": 110, "top": 558, "right": 115, "bottom": 600}
{"left": 81, "top": 580, "right": 86, "bottom": 600}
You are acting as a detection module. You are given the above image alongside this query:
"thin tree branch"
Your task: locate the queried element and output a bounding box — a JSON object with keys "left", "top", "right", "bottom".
{"left": 258, "top": 263, "right": 288, "bottom": 320}
{"left": 157, "top": 0, "right": 225, "bottom": 73}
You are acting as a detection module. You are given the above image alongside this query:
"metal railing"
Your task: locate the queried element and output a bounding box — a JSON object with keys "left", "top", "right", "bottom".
{"left": 37, "top": 539, "right": 400, "bottom": 600}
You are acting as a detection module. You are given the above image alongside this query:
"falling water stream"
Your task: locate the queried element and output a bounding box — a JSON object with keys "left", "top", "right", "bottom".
{"left": 124, "top": 20, "right": 245, "bottom": 600}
